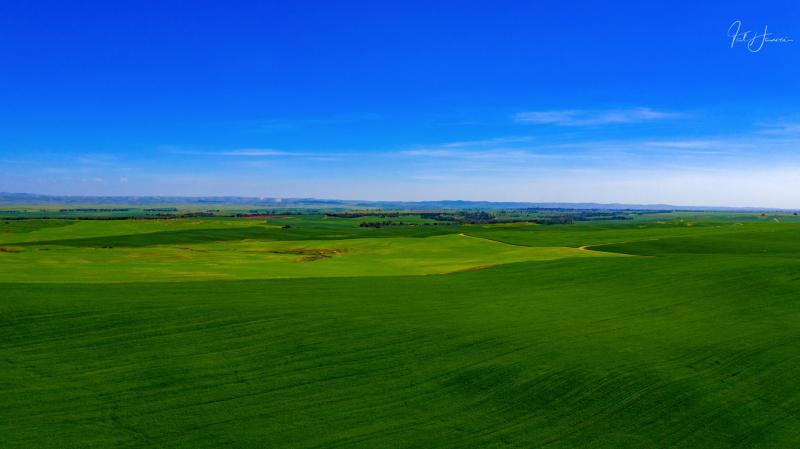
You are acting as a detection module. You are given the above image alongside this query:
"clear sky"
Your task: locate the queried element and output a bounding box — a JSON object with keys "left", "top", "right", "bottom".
{"left": 1, "top": 1, "right": 799, "bottom": 206}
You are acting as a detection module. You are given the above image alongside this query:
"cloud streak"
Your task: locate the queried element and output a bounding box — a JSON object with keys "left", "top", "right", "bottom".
{"left": 220, "top": 149, "right": 292, "bottom": 157}
{"left": 513, "top": 107, "right": 681, "bottom": 126}
{"left": 397, "top": 136, "right": 553, "bottom": 161}
{"left": 758, "top": 121, "right": 800, "bottom": 136}
{"left": 167, "top": 147, "right": 326, "bottom": 158}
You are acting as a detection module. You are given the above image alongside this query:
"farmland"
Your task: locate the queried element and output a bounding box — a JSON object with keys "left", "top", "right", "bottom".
{"left": 2, "top": 210, "right": 800, "bottom": 448}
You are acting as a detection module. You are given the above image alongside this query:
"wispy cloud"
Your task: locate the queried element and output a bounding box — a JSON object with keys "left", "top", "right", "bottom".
{"left": 396, "top": 136, "right": 549, "bottom": 160}
{"left": 166, "top": 146, "right": 356, "bottom": 161}
{"left": 642, "top": 140, "right": 739, "bottom": 154}
{"left": 758, "top": 121, "right": 800, "bottom": 136}
{"left": 77, "top": 154, "right": 117, "bottom": 166}
{"left": 394, "top": 129, "right": 800, "bottom": 175}
{"left": 434, "top": 136, "right": 536, "bottom": 147}
{"left": 220, "top": 149, "right": 292, "bottom": 157}
{"left": 243, "top": 113, "right": 382, "bottom": 133}
{"left": 174, "top": 138, "right": 544, "bottom": 162}
{"left": 399, "top": 148, "right": 549, "bottom": 160}
{"left": 168, "top": 147, "right": 309, "bottom": 157}
{"left": 644, "top": 140, "right": 724, "bottom": 149}
{"left": 42, "top": 167, "right": 75, "bottom": 174}
{"left": 513, "top": 107, "right": 681, "bottom": 126}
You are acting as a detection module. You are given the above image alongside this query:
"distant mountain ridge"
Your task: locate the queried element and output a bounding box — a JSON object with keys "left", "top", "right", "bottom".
{"left": 0, "top": 192, "right": 792, "bottom": 212}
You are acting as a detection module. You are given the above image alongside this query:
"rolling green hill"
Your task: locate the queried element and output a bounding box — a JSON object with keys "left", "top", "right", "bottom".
{"left": 2, "top": 214, "right": 800, "bottom": 448}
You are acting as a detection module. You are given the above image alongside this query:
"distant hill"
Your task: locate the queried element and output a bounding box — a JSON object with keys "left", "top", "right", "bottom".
{"left": 0, "top": 192, "right": 792, "bottom": 212}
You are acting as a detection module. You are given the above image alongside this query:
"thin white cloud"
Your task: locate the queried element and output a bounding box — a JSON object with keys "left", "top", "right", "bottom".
{"left": 644, "top": 140, "right": 724, "bottom": 149}
{"left": 513, "top": 107, "right": 681, "bottom": 126}
{"left": 399, "top": 148, "right": 552, "bottom": 160}
{"left": 400, "top": 149, "right": 462, "bottom": 157}
{"left": 394, "top": 130, "right": 800, "bottom": 173}
{"left": 758, "top": 121, "right": 800, "bottom": 136}
{"left": 243, "top": 113, "right": 382, "bottom": 133}
{"left": 77, "top": 154, "right": 117, "bottom": 166}
{"left": 436, "top": 136, "right": 536, "bottom": 148}
{"left": 642, "top": 140, "right": 737, "bottom": 154}
{"left": 396, "top": 136, "right": 549, "bottom": 160}
{"left": 42, "top": 167, "right": 73, "bottom": 174}
{"left": 221, "top": 149, "right": 291, "bottom": 157}
{"left": 167, "top": 147, "right": 322, "bottom": 158}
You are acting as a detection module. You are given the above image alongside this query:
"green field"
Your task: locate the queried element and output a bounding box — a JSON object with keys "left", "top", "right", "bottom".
{"left": 2, "top": 212, "right": 800, "bottom": 448}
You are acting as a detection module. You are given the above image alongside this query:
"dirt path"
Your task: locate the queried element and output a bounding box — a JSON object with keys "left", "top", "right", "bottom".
{"left": 456, "top": 232, "right": 537, "bottom": 248}
{"left": 578, "top": 238, "right": 662, "bottom": 255}
{"left": 459, "top": 232, "right": 658, "bottom": 256}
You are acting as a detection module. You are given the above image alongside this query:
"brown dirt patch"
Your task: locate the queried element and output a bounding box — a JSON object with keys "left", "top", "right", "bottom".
{"left": 240, "top": 248, "right": 347, "bottom": 261}
{"left": 292, "top": 248, "right": 347, "bottom": 262}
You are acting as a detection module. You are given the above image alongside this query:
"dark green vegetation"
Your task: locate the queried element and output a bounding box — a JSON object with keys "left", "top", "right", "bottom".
{"left": 2, "top": 211, "right": 800, "bottom": 448}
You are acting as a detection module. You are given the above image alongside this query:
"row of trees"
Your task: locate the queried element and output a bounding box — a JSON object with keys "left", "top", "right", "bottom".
{"left": 328, "top": 212, "right": 401, "bottom": 218}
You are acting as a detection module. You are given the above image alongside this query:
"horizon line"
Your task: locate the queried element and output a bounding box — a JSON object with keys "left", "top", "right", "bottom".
{"left": 1, "top": 192, "right": 798, "bottom": 212}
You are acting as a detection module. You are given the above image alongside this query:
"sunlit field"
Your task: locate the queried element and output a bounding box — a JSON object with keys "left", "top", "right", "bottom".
{"left": 3, "top": 211, "right": 800, "bottom": 448}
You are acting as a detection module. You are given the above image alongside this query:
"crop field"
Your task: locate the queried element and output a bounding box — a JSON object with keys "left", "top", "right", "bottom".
{"left": 2, "top": 212, "right": 800, "bottom": 448}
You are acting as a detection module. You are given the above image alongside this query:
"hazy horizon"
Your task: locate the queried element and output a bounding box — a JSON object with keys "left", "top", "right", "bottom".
{"left": 3, "top": 191, "right": 799, "bottom": 211}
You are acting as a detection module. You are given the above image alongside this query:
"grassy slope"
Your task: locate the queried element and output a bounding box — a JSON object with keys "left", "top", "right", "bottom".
{"left": 593, "top": 226, "right": 800, "bottom": 256}
{"left": 0, "top": 234, "right": 617, "bottom": 282}
{"left": 2, "top": 216, "right": 800, "bottom": 448}
{"left": 465, "top": 220, "right": 753, "bottom": 247}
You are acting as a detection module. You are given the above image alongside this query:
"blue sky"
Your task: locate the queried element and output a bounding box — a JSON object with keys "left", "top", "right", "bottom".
{"left": 1, "top": 1, "right": 799, "bottom": 206}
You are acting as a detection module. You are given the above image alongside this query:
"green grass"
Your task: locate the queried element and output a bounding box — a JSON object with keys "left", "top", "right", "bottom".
{"left": 2, "top": 213, "right": 800, "bottom": 447}
{"left": 0, "top": 234, "right": 617, "bottom": 282}
{"left": 593, "top": 226, "right": 800, "bottom": 256}
{"left": 0, "top": 217, "right": 268, "bottom": 244}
